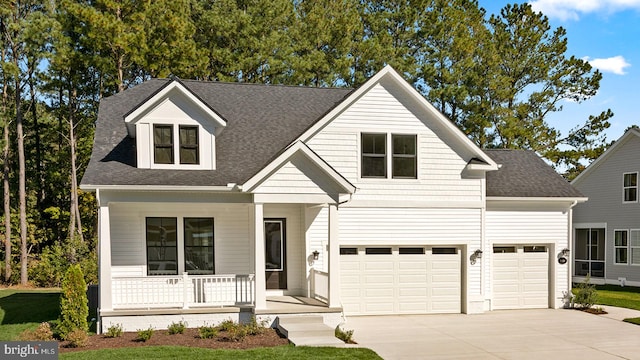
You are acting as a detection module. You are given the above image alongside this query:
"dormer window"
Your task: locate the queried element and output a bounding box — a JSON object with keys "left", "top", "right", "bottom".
{"left": 179, "top": 126, "right": 199, "bottom": 164}
{"left": 154, "top": 125, "right": 174, "bottom": 164}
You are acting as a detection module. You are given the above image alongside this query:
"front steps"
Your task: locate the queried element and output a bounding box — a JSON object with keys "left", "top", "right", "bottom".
{"left": 277, "top": 315, "right": 345, "bottom": 347}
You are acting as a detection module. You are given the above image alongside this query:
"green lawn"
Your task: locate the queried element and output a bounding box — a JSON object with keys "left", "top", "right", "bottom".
{"left": 592, "top": 285, "right": 640, "bottom": 311}
{"left": 60, "top": 345, "right": 382, "bottom": 360}
{"left": 0, "top": 289, "right": 61, "bottom": 340}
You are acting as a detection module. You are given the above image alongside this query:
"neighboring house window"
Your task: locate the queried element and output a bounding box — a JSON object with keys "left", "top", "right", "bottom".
{"left": 574, "top": 228, "right": 605, "bottom": 278}
{"left": 154, "top": 125, "right": 174, "bottom": 164}
{"left": 184, "top": 218, "right": 214, "bottom": 274}
{"left": 614, "top": 230, "right": 628, "bottom": 264}
{"left": 392, "top": 134, "right": 417, "bottom": 178}
{"left": 179, "top": 126, "right": 199, "bottom": 164}
{"left": 631, "top": 230, "right": 640, "bottom": 265}
{"left": 146, "top": 217, "right": 178, "bottom": 275}
{"left": 361, "top": 133, "right": 387, "bottom": 178}
{"left": 623, "top": 172, "right": 638, "bottom": 202}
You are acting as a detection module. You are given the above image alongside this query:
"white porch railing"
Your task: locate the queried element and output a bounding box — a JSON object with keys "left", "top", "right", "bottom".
{"left": 310, "top": 268, "right": 329, "bottom": 304}
{"left": 112, "top": 273, "right": 255, "bottom": 309}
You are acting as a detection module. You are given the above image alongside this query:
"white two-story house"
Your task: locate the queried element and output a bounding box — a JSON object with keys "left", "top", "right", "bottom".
{"left": 81, "top": 66, "right": 585, "bottom": 332}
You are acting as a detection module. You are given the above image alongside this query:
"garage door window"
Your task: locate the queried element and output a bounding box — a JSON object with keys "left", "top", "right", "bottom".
{"left": 432, "top": 248, "right": 457, "bottom": 254}
{"left": 524, "top": 246, "right": 547, "bottom": 253}
{"left": 399, "top": 247, "right": 425, "bottom": 254}
{"left": 340, "top": 248, "right": 358, "bottom": 255}
{"left": 493, "top": 246, "right": 516, "bottom": 253}
{"left": 365, "top": 248, "right": 392, "bottom": 255}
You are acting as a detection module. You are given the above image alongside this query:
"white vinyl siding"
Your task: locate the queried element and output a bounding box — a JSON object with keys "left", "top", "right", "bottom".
{"left": 109, "top": 202, "right": 251, "bottom": 277}
{"left": 306, "top": 82, "right": 482, "bottom": 205}
{"left": 338, "top": 207, "right": 481, "bottom": 296}
{"left": 305, "top": 206, "right": 328, "bottom": 272}
{"left": 486, "top": 210, "right": 568, "bottom": 309}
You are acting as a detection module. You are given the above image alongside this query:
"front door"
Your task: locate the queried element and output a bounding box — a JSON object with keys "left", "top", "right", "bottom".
{"left": 265, "top": 219, "right": 287, "bottom": 289}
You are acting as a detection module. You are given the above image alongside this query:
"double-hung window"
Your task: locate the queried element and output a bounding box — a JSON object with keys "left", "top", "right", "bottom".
{"left": 179, "top": 126, "right": 199, "bottom": 164}
{"left": 146, "top": 216, "right": 214, "bottom": 275}
{"left": 153, "top": 124, "right": 200, "bottom": 165}
{"left": 153, "top": 125, "right": 174, "bottom": 164}
{"left": 361, "top": 133, "right": 417, "bottom": 179}
{"left": 631, "top": 230, "right": 640, "bottom": 265}
{"left": 614, "top": 230, "right": 628, "bottom": 264}
{"left": 623, "top": 172, "right": 638, "bottom": 202}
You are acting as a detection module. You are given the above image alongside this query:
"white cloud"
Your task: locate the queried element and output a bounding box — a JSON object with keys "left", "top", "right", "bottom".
{"left": 529, "top": 0, "right": 640, "bottom": 20}
{"left": 583, "top": 55, "right": 631, "bottom": 74}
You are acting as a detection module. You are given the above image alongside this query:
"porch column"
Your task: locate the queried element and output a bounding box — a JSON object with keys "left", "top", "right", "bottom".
{"left": 98, "top": 198, "right": 112, "bottom": 311}
{"left": 328, "top": 204, "right": 340, "bottom": 308}
{"left": 253, "top": 203, "right": 267, "bottom": 310}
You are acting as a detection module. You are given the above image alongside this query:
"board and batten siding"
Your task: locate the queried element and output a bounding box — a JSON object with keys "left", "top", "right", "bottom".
{"left": 573, "top": 135, "right": 640, "bottom": 283}
{"left": 305, "top": 82, "right": 482, "bottom": 205}
{"left": 109, "top": 202, "right": 252, "bottom": 278}
{"left": 486, "top": 210, "right": 570, "bottom": 309}
{"left": 337, "top": 207, "right": 482, "bottom": 296}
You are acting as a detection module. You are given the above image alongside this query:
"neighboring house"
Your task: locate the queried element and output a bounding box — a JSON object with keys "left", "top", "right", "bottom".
{"left": 572, "top": 128, "right": 640, "bottom": 286}
{"left": 80, "top": 66, "right": 585, "bottom": 332}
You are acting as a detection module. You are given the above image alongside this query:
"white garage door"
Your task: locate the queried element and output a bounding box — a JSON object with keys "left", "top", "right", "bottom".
{"left": 492, "top": 245, "right": 549, "bottom": 310}
{"left": 340, "top": 246, "right": 461, "bottom": 315}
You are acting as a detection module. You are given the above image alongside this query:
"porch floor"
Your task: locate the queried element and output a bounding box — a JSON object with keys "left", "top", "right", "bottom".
{"left": 258, "top": 296, "right": 342, "bottom": 315}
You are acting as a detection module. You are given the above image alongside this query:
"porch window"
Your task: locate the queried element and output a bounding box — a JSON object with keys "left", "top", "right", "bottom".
{"left": 614, "top": 230, "right": 628, "bottom": 264}
{"left": 146, "top": 217, "right": 178, "bottom": 275}
{"left": 574, "top": 228, "right": 605, "bottom": 278}
{"left": 179, "top": 126, "right": 199, "bottom": 164}
{"left": 153, "top": 125, "right": 174, "bottom": 164}
{"left": 184, "top": 218, "right": 214, "bottom": 274}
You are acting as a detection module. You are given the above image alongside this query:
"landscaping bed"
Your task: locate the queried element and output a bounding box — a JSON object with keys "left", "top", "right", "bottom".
{"left": 59, "top": 327, "right": 289, "bottom": 353}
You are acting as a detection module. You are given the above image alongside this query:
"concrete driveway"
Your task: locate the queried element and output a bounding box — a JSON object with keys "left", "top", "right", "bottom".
{"left": 345, "top": 308, "right": 640, "bottom": 359}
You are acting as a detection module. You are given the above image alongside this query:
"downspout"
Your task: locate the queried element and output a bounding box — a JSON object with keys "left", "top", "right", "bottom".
{"left": 567, "top": 200, "right": 579, "bottom": 304}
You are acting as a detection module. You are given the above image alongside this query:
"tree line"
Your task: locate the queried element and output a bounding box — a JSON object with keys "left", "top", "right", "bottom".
{"left": 0, "top": 0, "right": 611, "bottom": 286}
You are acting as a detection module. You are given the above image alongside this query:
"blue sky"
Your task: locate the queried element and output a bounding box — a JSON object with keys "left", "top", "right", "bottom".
{"left": 477, "top": 0, "right": 640, "bottom": 142}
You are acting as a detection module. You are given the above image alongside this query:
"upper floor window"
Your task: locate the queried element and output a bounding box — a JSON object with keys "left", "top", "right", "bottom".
{"left": 361, "top": 133, "right": 387, "bottom": 178}
{"left": 179, "top": 126, "right": 199, "bottom": 164}
{"left": 153, "top": 125, "right": 174, "bottom": 164}
{"left": 392, "top": 134, "right": 416, "bottom": 178}
{"left": 623, "top": 172, "right": 638, "bottom": 202}
{"left": 361, "top": 133, "right": 417, "bottom": 179}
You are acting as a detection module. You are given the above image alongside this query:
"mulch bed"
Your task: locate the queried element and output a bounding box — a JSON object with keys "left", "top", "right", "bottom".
{"left": 59, "top": 328, "right": 289, "bottom": 353}
{"left": 581, "top": 307, "right": 608, "bottom": 315}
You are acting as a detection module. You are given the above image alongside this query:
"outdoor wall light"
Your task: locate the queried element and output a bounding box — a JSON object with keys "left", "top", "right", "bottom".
{"left": 312, "top": 250, "right": 320, "bottom": 261}
{"left": 470, "top": 249, "right": 483, "bottom": 265}
{"left": 561, "top": 248, "right": 570, "bottom": 257}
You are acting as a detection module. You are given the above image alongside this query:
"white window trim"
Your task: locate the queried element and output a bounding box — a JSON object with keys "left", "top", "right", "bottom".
{"left": 359, "top": 132, "right": 419, "bottom": 181}
{"left": 573, "top": 226, "right": 607, "bottom": 278}
{"left": 613, "top": 229, "right": 629, "bottom": 265}
{"left": 630, "top": 229, "right": 640, "bottom": 266}
{"left": 622, "top": 172, "right": 638, "bottom": 203}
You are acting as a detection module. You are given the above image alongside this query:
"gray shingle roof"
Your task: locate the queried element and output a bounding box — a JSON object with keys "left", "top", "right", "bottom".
{"left": 81, "top": 80, "right": 353, "bottom": 187}
{"left": 484, "top": 149, "right": 585, "bottom": 198}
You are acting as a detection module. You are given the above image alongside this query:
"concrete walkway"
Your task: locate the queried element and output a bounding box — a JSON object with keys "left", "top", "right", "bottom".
{"left": 345, "top": 308, "right": 640, "bottom": 359}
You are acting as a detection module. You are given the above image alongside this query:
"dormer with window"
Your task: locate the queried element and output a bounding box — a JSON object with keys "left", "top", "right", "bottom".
{"left": 124, "top": 80, "right": 226, "bottom": 170}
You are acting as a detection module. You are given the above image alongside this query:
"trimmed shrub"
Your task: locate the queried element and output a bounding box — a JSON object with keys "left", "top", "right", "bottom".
{"left": 136, "top": 327, "right": 154, "bottom": 342}
{"left": 58, "top": 264, "right": 89, "bottom": 340}
{"left": 66, "top": 329, "right": 89, "bottom": 348}
{"left": 335, "top": 325, "right": 354, "bottom": 343}
{"left": 574, "top": 275, "right": 598, "bottom": 309}
{"left": 198, "top": 325, "right": 218, "bottom": 339}
{"left": 168, "top": 321, "right": 187, "bottom": 335}
{"left": 104, "top": 324, "right": 124, "bottom": 338}
{"left": 246, "top": 316, "right": 268, "bottom": 335}
{"left": 217, "top": 319, "right": 236, "bottom": 332}
{"left": 19, "top": 322, "right": 54, "bottom": 341}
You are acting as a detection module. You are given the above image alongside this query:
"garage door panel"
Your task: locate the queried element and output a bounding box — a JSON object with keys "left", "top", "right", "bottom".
{"left": 492, "top": 245, "right": 548, "bottom": 310}
{"left": 340, "top": 246, "right": 461, "bottom": 315}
